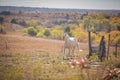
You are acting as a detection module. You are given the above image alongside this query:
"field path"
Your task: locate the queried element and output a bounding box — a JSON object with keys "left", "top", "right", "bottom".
{"left": 0, "top": 34, "right": 88, "bottom": 55}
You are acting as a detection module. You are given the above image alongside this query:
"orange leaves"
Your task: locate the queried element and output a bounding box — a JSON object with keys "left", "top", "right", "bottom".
{"left": 109, "top": 31, "right": 120, "bottom": 44}
{"left": 72, "top": 27, "right": 88, "bottom": 42}
{"left": 69, "top": 57, "right": 88, "bottom": 69}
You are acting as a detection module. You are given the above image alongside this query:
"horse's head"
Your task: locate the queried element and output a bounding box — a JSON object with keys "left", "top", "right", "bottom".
{"left": 63, "top": 33, "right": 69, "bottom": 40}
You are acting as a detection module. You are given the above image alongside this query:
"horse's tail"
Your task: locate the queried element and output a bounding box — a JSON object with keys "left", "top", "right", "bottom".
{"left": 75, "top": 39, "right": 80, "bottom": 54}
{"left": 77, "top": 42, "right": 80, "bottom": 53}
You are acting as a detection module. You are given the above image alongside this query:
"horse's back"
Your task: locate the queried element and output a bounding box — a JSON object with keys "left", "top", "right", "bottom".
{"left": 69, "top": 37, "right": 78, "bottom": 46}
{"left": 69, "top": 37, "right": 77, "bottom": 41}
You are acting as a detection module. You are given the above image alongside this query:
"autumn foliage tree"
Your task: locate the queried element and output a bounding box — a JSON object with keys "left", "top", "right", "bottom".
{"left": 44, "top": 29, "right": 51, "bottom": 38}
{"left": 109, "top": 31, "right": 120, "bottom": 44}
{"left": 51, "top": 29, "right": 64, "bottom": 40}
{"left": 24, "top": 26, "right": 39, "bottom": 36}
{"left": 0, "top": 17, "right": 4, "bottom": 24}
{"left": 64, "top": 27, "right": 72, "bottom": 36}
{"left": 0, "top": 25, "right": 6, "bottom": 34}
{"left": 72, "top": 26, "right": 88, "bottom": 42}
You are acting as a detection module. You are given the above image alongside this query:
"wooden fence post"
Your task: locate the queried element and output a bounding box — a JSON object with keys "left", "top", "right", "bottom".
{"left": 107, "top": 34, "right": 110, "bottom": 60}
{"left": 5, "top": 39, "right": 8, "bottom": 49}
{"left": 88, "top": 31, "right": 92, "bottom": 57}
{"left": 115, "top": 43, "right": 118, "bottom": 58}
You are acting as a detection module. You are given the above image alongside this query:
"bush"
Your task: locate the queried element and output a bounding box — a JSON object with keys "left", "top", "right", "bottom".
{"left": 65, "top": 27, "right": 72, "bottom": 37}
{"left": 51, "top": 29, "right": 64, "bottom": 40}
{"left": 25, "top": 27, "right": 38, "bottom": 36}
{"left": 44, "top": 29, "right": 51, "bottom": 38}
{"left": 0, "top": 17, "right": 4, "bottom": 24}
{"left": 19, "top": 20, "right": 27, "bottom": 26}
{"left": 0, "top": 25, "right": 6, "bottom": 34}
{"left": 36, "top": 32, "right": 44, "bottom": 37}
{"left": 0, "top": 11, "right": 11, "bottom": 15}
{"left": 89, "top": 54, "right": 100, "bottom": 62}
{"left": 104, "top": 56, "right": 120, "bottom": 69}
{"left": 91, "top": 32, "right": 100, "bottom": 44}
{"left": 11, "top": 18, "right": 17, "bottom": 24}
{"left": 72, "top": 27, "right": 88, "bottom": 43}
{"left": 109, "top": 31, "right": 120, "bottom": 44}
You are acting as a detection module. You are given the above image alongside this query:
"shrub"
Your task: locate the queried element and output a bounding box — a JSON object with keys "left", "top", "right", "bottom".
{"left": 0, "top": 11, "right": 11, "bottom": 15}
{"left": 36, "top": 31, "right": 44, "bottom": 37}
{"left": 91, "top": 32, "right": 100, "bottom": 44}
{"left": 51, "top": 29, "right": 64, "bottom": 40}
{"left": 11, "top": 18, "right": 17, "bottom": 24}
{"left": 72, "top": 27, "right": 88, "bottom": 43}
{"left": 89, "top": 54, "right": 100, "bottom": 62}
{"left": 44, "top": 29, "right": 51, "bottom": 38}
{"left": 25, "top": 27, "right": 38, "bottom": 36}
{"left": 0, "top": 25, "right": 6, "bottom": 34}
{"left": 65, "top": 27, "right": 72, "bottom": 37}
{"left": 104, "top": 56, "right": 120, "bottom": 69}
{"left": 110, "top": 31, "right": 120, "bottom": 44}
{"left": 0, "top": 17, "right": 4, "bottom": 24}
{"left": 19, "top": 20, "right": 27, "bottom": 26}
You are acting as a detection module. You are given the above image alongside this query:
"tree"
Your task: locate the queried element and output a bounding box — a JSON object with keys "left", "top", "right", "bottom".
{"left": 71, "top": 26, "right": 88, "bottom": 42}
{"left": 110, "top": 31, "right": 120, "bottom": 44}
{"left": 26, "top": 27, "right": 38, "bottom": 36}
{"left": 19, "top": 20, "right": 27, "bottom": 27}
{"left": 36, "top": 32, "right": 44, "bottom": 37}
{"left": 83, "top": 14, "right": 113, "bottom": 32}
{"left": 0, "top": 17, "right": 4, "bottom": 24}
{"left": 110, "top": 17, "right": 120, "bottom": 31}
{"left": 65, "top": 27, "right": 70, "bottom": 32}
{"left": 65, "top": 14, "right": 69, "bottom": 19}
{"left": 44, "top": 29, "right": 51, "bottom": 38}
{"left": 64, "top": 27, "right": 72, "bottom": 36}
{"left": 0, "top": 11, "right": 11, "bottom": 15}
{"left": 51, "top": 29, "right": 64, "bottom": 40}
{"left": 0, "top": 25, "right": 6, "bottom": 34}
{"left": 117, "top": 26, "right": 120, "bottom": 31}
{"left": 11, "top": 19, "right": 17, "bottom": 24}
{"left": 18, "top": 10, "right": 22, "bottom": 15}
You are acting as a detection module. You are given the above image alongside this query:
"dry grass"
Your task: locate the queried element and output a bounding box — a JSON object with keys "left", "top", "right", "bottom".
{"left": 0, "top": 34, "right": 63, "bottom": 55}
{"left": 1, "top": 33, "right": 119, "bottom": 80}
{"left": 0, "top": 34, "right": 88, "bottom": 80}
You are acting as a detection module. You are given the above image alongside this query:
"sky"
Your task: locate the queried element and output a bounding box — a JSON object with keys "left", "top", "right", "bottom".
{"left": 0, "top": 0, "right": 120, "bottom": 10}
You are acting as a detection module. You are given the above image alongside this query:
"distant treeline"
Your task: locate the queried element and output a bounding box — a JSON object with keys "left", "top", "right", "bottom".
{"left": 0, "top": 6, "right": 120, "bottom": 14}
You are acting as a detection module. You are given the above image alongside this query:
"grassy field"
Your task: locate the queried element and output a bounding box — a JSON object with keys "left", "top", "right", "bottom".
{"left": 0, "top": 33, "right": 120, "bottom": 80}
{"left": 0, "top": 33, "right": 89, "bottom": 80}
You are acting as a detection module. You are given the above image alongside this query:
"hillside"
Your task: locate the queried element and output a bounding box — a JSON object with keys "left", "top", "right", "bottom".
{"left": 0, "top": 34, "right": 88, "bottom": 54}
{"left": 0, "top": 6, "right": 120, "bottom": 14}
{"left": 0, "top": 6, "right": 120, "bottom": 80}
{"left": 0, "top": 6, "right": 120, "bottom": 45}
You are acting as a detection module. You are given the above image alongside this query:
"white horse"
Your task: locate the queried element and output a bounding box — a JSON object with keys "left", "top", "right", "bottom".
{"left": 63, "top": 33, "right": 79, "bottom": 59}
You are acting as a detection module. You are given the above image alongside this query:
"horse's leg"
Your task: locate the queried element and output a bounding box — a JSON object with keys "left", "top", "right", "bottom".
{"left": 68, "top": 48, "right": 71, "bottom": 59}
{"left": 76, "top": 43, "right": 79, "bottom": 58}
{"left": 69, "top": 47, "right": 74, "bottom": 59}
{"left": 73, "top": 42, "right": 79, "bottom": 59}
{"left": 77, "top": 43, "right": 79, "bottom": 53}
{"left": 72, "top": 47, "right": 75, "bottom": 58}
{"left": 71, "top": 48, "right": 73, "bottom": 58}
